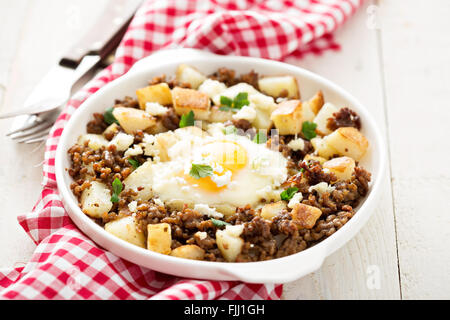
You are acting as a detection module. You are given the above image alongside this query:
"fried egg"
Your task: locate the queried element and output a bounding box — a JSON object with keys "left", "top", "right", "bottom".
{"left": 150, "top": 126, "right": 288, "bottom": 214}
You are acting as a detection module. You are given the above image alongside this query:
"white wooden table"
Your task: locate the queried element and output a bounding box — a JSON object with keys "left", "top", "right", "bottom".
{"left": 0, "top": 0, "right": 449, "bottom": 299}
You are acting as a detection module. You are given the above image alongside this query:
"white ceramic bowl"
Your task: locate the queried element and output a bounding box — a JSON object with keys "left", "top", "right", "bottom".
{"left": 55, "top": 48, "right": 386, "bottom": 284}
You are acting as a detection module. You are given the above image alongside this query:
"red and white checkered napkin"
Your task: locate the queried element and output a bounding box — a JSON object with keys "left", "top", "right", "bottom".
{"left": 0, "top": 0, "right": 361, "bottom": 299}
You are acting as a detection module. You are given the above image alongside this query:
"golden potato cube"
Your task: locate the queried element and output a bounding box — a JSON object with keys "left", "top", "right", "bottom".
{"left": 122, "top": 161, "right": 154, "bottom": 201}
{"left": 172, "top": 87, "right": 211, "bottom": 121}
{"left": 270, "top": 100, "right": 303, "bottom": 135}
{"left": 103, "top": 123, "right": 119, "bottom": 138}
{"left": 105, "top": 216, "right": 146, "bottom": 248}
{"left": 216, "top": 225, "right": 244, "bottom": 262}
{"left": 323, "top": 156, "right": 356, "bottom": 182}
{"left": 290, "top": 203, "right": 322, "bottom": 230}
{"left": 175, "top": 64, "right": 206, "bottom": 89}
{"left": 144, "top": 120, "right": 167, "bottom": 135}
{"left": 112, "top": 107, "right": 156, "bottom": 134}
{"left": 136, "top": 83, "right": 173, "bottom": 108}
{"left": 258, "top": 75, "right": 300, "bottom": 99}
{"left": 80, "top": 181, "right": 112, "bottom": 218}
{"left": 154, "top": 131, "right": 179, "bottom": 161}
{"left": 310, "top": 137, "right": 338, "bottom": 159}
{"left": 260, "top": 201, "right": 287, "bottom": 221}
{"left": 147, "top": 223, "right": 172, "bottom": 255}
{"left": 170, "top": 245, "right": 205, "bottom": 260}
{"left": 306, "top": 91, "right": 324, "bottom": 115}
{"left": 313, "top": 102, "right": 340, "bottom": 136}
{"left": 325, "top": 127, "right": 369, "bottom": 161}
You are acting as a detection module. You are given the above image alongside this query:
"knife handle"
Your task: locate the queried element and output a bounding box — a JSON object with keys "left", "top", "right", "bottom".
{"left": 59, "top": 0, "right": 142, "bottom": 68}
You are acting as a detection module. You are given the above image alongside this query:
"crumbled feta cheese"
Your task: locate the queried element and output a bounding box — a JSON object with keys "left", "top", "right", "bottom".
{"left": 154, "top": 198, "right": 164, "bottom": 206}
{"left": 193, "top": 204, "right": 223, "bottom": 218}
{"left": 249, "top": 93, "right": 276, "bottom": 110}
{"left": 109, "top": 132, "right": 134, "bottom": 151}
{"left": 142, "top": 134, "right": 159, "bottom": 157}
{"left": 195, "top": 231, "right": 208, "bottom": 240}
{"left": 145, "top": 102, "right": 169, "bottom": 116}
{"left": 128, "top": 201, "right": 138, "bottom": 213}
{"left": 210, "top": 170, "right": 232, "bottom": 188}
{"left": 308, "top": 182, "right": 335, "bottom": 196}
{"left": 198, "top": 79, "right": 227, "bottom": 98}
{"left": 288, "top": 192, "right": 303, "bottom": 209}
{"left": 224, "top": 224, "right": 244, "bottom": 237}
{"left": 124, "top": 144, "right": 143, "bottom": 157}
{"left": 276, "top": 97, "right": 288, "bottom": 103}
{"left": 287, "top": 137, "right": 305, "bottom": 151}
{"left": 232, "top": 105, "right": 257, "bottom": 122}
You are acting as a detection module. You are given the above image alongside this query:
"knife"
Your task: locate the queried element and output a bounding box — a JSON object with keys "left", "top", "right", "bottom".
{"left": 0, "top": 0, "right": 142, "bottom": 120}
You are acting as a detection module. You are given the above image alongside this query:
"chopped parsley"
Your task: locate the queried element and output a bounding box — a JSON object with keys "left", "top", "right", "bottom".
{"left": 189, "top": 163, "right": 213, "bottom": 179}
{"left": 128, "top": 158, "right": 140, "bottom": 169}
{"left": 104, "top": 107, "right": 119, "bottom": 125}
{"left": 219, "top": 92, "right": 250, "bottom": 112}
{"left": 301, "top": 121, "right": 317, "bottom": 140}
{"left": 110, "top": 177, "right": 123, "bottom": 203}
{"left": 210, "top": 218, "right": 231, "bottom": 228}
{"left": 179, "top": 110, "right": 195, "bottom": 128}
{"left": 253, "top": 131, "right": 267, "bottom": 144}
{"left": 280, "top": 187, "right": 299, "bottom": 201}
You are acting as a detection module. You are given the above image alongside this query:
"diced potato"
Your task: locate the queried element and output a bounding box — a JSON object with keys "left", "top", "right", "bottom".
{"left": 136, "top": 83, "right": 172, "bottom": 108}
{"left": 306, "top": 91, "right": 324, "bottom": 115}
{"left": 122, "top": 161, "right": 153, "bottom": 201}
{"left": 258, "top": 75, "right": 300, "bottom": 99}
{"left": 170, "top": 245, "right": 205, "bottom": 260}
{"left": 175, "top": 64, "right": 206, "bottom": 89}
{"left": 313, "top": 102, "right": 340, "bottom": 136}
{"left": 290, "top": 203, "right": 322, "bottom": 230}
{"left": 232, "top": 105, "right": 257, "bottom": 122}
{"left": 78, "top": 134, "right": 109, "bottom": 150}
{"left": 249, "top": 92, "right": 276, "bottom": 111}
{"left": 105, "top": 216, "right": 146, "bottom": 248}
{"left": 270, "top": 100, "right": 303, "bottom": 135}
{"left": 108, "top": 132, "right": 134, "bottom": 151}
{"left": 260, "top": 201, "right": 287, "bottom": 221}
{"left": 304, "top": 154, "right": 327, "bottom": 165}
{"left": 216, "top": 224, "right": 245, "bottom": 262}
{"left": 80, "top": 181, "right": 112, "bottom": 218}
{"left": 325, "top": 127, "right": 369, "bottom": 161}
{"left": 212, "top": 82, "right": 259, "bottom": 106}
{"left": 208, "top": 106, "right": 233, "bottom": 123}
{"left": 172, "top": 87, "right": 211, "bottom": 121}
{"left": 147, "top": 223, "right": 172, "bottom": 255}
{"left": 112, "top": 107, "right": 156, "bottom": 134}
{"left": 323, "top": 156, "right": 356, "bottom": 182}
{"left": 103, "top": 123, "right": 119, "bottom": 138}
{"left": 311, "top": 137, "right": 338, "bottom": 159}
{"left": 198, "top": 79, "right": 227, "bottom": 99}
{"left": 144, "top": 120, "right": 167, "bottom": 135}
{"left": 252, "top": 108, "right": 273, "bottom": 130}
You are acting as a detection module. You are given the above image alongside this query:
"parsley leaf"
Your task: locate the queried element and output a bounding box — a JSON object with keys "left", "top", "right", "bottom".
{"left": 111, "top": 177, "right": 123, "bottom": 203}
{"left": 128, "top": 158, "right": 140, "bottom": 169}
{"left": 280, "top": 187, "right": 299, "bottom": 201}
{"left": 219, "top": 92, "right": 250, "bottom": 112}
{"left": 189, "top": 163, "right": 213, "bottom": 179}
{"left": 104, "top": 107, "right": 119, "bottom": 125}
{"left": 179, "top": 110, "right": 195, "bottom": 128}
{"left": 253, "top": 131, "right": 267, "bottom": 144}
{"left": 210, "top": 218, "right": 231, "bottom": 228}
{"left": 301, "top": 121, "right": 317, "bottom": 140}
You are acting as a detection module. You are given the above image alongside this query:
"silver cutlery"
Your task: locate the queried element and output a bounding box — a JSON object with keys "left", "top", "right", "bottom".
{"left": 1, "top": 0, "right": 142, "bottom": 143}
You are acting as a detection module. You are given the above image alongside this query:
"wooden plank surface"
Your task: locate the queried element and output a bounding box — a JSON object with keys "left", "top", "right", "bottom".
{"left": 0, "top": 0, "right": 448, "bottom": 299}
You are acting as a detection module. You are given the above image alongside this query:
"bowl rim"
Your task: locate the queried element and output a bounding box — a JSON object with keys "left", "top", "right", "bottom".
{"left": 55, "top": 49, "right": 387, "bottom": 283}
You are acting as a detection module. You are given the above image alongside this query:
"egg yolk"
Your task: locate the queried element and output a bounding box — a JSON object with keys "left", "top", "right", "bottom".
{"left": 184, "top": 140, "right": 248, "bottom": 192}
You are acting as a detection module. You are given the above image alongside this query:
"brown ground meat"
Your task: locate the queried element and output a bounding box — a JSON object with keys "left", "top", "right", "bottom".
{"left": 160, "top": 107, "right": 180, "bottom": 130}
{"left": 327, "top": 107, "right": 362, "bottom": 131}
{"left": 86, "top": 113, "right": 108, "bottom": 134}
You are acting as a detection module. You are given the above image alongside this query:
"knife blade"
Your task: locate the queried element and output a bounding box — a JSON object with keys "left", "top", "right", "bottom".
{"left": 0, "top": 0, "right": 142, "bottom": 120}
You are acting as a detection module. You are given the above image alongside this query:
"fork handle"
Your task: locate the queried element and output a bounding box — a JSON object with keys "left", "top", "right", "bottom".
{"left": 59, "top": 0, "right": 142, "bottom": 69}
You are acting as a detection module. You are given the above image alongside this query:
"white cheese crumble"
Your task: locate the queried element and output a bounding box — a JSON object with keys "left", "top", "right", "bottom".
{"left": 308, "top": 182, "right": 335, "bottom": 196}
{"left": 195, "top": 231, "right": 208, "bottom": 240}
{"left": 198, "top": 79, "right": 227, "bottom": 98}
{"left": 193, "top": 204, "right": 223, "bottom": 218}
{"left": 288, "top": 192, "right": 303, "bottom": 209}
{"left": 210, "top": 170, "right": 232, "bottom": 188}
{"left": 154, "top": 198, "right": 164, "bottom": 206}
{"left": 109, "top": 132, "right": 134, "bottom": 151}
{"left": 232, "top": 105, "right": 257, "bottom": 122}
{"left": 124, "top": 144, "right": 143, "bottom": 157}
{"left": 287, "top": 137, "right": 305, "bottom": 151}
{"left": 145, "top": 102, "right": 169, "bottom": 116}
{"left": 128, "top": 201, "right": 138, "bottom": 213}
